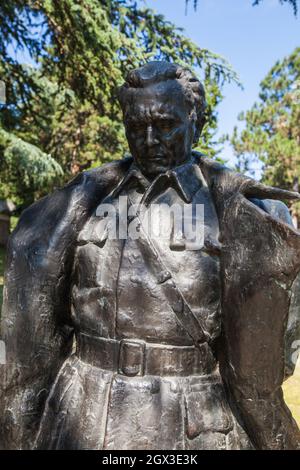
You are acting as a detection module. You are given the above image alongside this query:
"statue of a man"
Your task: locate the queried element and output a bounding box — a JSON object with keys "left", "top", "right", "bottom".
{"left": 1, "top": 61, "right": 300, "bottom": 450}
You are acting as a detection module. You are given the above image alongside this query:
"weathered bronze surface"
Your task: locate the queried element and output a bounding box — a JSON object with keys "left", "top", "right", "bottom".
{"left": 0, "top": 61, "right": 300, "bottom": 450}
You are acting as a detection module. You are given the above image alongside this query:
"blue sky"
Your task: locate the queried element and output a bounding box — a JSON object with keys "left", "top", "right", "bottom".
{"left": 145, "top": 0, "right": 300, "bottom": 170}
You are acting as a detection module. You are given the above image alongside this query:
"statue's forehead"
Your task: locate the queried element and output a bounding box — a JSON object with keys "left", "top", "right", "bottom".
{"left": 124, "top": 80, "right": 188, "bottom": 116}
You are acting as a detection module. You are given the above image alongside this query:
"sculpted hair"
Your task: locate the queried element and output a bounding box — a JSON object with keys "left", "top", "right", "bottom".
{"left": 118, "top": 61, "right": 207, "bottom": 142}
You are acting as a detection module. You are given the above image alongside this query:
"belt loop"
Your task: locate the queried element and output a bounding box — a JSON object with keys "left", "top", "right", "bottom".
{"left": 118, "top": 339, "right": 146, "bottom": 377}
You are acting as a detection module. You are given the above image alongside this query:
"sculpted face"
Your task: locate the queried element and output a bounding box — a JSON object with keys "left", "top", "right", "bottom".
{"left": 123, "top": 80, "right": 197, "bottom": 180}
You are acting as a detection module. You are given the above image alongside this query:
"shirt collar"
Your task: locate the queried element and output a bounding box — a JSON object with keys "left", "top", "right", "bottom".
{"left": 110, "top": 157, "right": 203, "bottom": 204}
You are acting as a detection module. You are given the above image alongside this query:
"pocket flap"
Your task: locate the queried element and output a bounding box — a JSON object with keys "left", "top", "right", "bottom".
{"left": 184, "top": 382, "right": 233, "bottom": 439}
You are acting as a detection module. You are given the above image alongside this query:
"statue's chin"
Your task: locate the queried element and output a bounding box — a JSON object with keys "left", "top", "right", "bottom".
{"left": 137, "top": 162, "right": 169, "bottom": 179}
{"left": 144, "top": 167, "right": 168, "bottom": 180}
{"left": 134, "top": 154, "right": 192, "bottom": 180}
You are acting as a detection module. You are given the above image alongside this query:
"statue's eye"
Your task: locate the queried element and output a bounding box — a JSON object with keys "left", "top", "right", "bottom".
{"left": 158, "top": 119, "right": 176, "bottom": 130}
{"left": 129, "top": 122, "right": 146, "bottom": 132}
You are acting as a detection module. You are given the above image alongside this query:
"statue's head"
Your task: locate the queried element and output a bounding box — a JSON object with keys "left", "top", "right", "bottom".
{"left": 118, "top": 61, "right": 206, "bottom": 180}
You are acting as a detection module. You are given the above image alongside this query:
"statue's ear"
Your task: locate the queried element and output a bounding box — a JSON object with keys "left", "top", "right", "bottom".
{"left": 190, "top": 112, "right": 200, "bottom": 144}
{"left": 193, "top": 128, "right": 201, "bottom": 144}
{"left": 193, "top": 114, "right": 206, "bottom": 144}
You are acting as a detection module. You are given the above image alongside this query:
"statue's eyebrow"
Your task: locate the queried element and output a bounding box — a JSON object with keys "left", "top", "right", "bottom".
{"left": 125, "top": 115, "right": 145, "bottom": 124}
{"left": 124, "top": 105, "right": 181, "bottom": 123}
{"left": 151, "top": 105, "right": 182, "bottom": 121}
{"left": 153, "top": 113, "right": 178, "bottom": 120}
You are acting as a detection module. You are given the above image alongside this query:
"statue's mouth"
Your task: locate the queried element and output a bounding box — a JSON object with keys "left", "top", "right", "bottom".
{"left": 147, "top": 154, "right": 166, "bottom": 161}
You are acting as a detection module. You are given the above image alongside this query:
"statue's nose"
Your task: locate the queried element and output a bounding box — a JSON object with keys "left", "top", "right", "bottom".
{"left": 146, "top": 125, "right": 159, "bottom": 147}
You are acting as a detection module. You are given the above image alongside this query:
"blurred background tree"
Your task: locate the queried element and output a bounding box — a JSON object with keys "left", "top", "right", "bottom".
{"left": 0, "top": 0, "right": 239, "bottom": 211}
{"left": 187, "top": 0, "right": 298, "bottom": 15}
{"left": 252, "top": 0, "right": 298, "bottom": 15}
{"left": 229, "top": 47, "right": 300, "bottom": 225}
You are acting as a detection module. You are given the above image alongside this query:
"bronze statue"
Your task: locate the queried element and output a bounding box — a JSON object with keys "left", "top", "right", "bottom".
{"left": 0, "top": 61, "right": 300, "bottom": 450}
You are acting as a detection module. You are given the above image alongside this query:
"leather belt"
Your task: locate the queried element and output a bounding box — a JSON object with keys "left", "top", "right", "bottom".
{"left": 76, "top": 332, "right": 217, "bottom": 377}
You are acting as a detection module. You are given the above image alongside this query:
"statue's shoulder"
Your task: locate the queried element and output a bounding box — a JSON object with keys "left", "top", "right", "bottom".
{"left": 78, "top": 156, "right": 132, "bottom": 188}
{"left": 192, "top": 151, "right": 238, "bottom": 186}
{"left": 192, "top": 151, "right": 295, "bottom": 226}
{"left": 9, "top": 157, "right": 132, "bottom": 250}
{"left": 192, "top": 151, "right": 227, "bottom": 172}
{"left": 248, "top": 198, "right": 293, "bottom": 226}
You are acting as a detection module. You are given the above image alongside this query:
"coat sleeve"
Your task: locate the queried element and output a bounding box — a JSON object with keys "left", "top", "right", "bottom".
{"left": 0, "top": 158, "right": 129, "bottom": 450}
{"left": 0, "top": 157, "right": 130, "bottom": 450}
{"left": 218, "top": 193, "right": 300, "bottom": 450}
{"left": 196, "top": 153, "right": 300, "bottom": 448}
{"left": 0, "top": 173, "right": 94, "bottom": 449}
{"left": 249, "top": 198, "right": 300, "bottom": 378}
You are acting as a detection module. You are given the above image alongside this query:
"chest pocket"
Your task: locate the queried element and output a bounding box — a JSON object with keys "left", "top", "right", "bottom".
{"left": 168, "top": 205, "right": 220, "bottom": 253}
{"left": 77, "top": 214, "right": 110, "bottom": 248}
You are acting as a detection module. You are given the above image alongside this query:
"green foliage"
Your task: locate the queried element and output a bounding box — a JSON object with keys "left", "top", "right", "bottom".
{"left": 188, "top": 0, "right": 298, "bottom": 15}
{"left": 230, "top": 47, "right": 300, "bottom": 215}
{"left": 0, "top": 0, "right": 238, "bottom": 209}
{"left": 252, "top": 0, "right": 298, "bottom": 15}
{"left": 0, "top": 127, "right": 63, "bottom": 208}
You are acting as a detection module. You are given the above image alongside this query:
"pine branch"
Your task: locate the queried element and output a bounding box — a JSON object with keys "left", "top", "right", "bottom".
{"left": 187, "top": 0, "right": 298, "bottom": 15}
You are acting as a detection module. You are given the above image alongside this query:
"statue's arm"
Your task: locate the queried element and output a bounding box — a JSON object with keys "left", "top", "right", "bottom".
{"left": 218, "top": 194, "right": 300, "bottom": 450}
{"left": 250, "top": 198, "right": 300, "bottom": 378}
{"left": 0, "top": 160, "right": 127, "bottom": 450}
{"left": 0, "top": 178, "right": 87, "bottom": 449}
{"left": 197, "top": 154, "right": 300, "bottom": 447}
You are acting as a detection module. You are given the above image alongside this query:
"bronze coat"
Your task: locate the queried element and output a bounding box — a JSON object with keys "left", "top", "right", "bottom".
{"left": 0, "top": 153, "right": 299, "bottom": 449}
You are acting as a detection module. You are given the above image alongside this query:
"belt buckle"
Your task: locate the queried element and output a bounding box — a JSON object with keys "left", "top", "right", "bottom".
{"left": 118, "top": 339, "right": 145, "bottom": 377}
